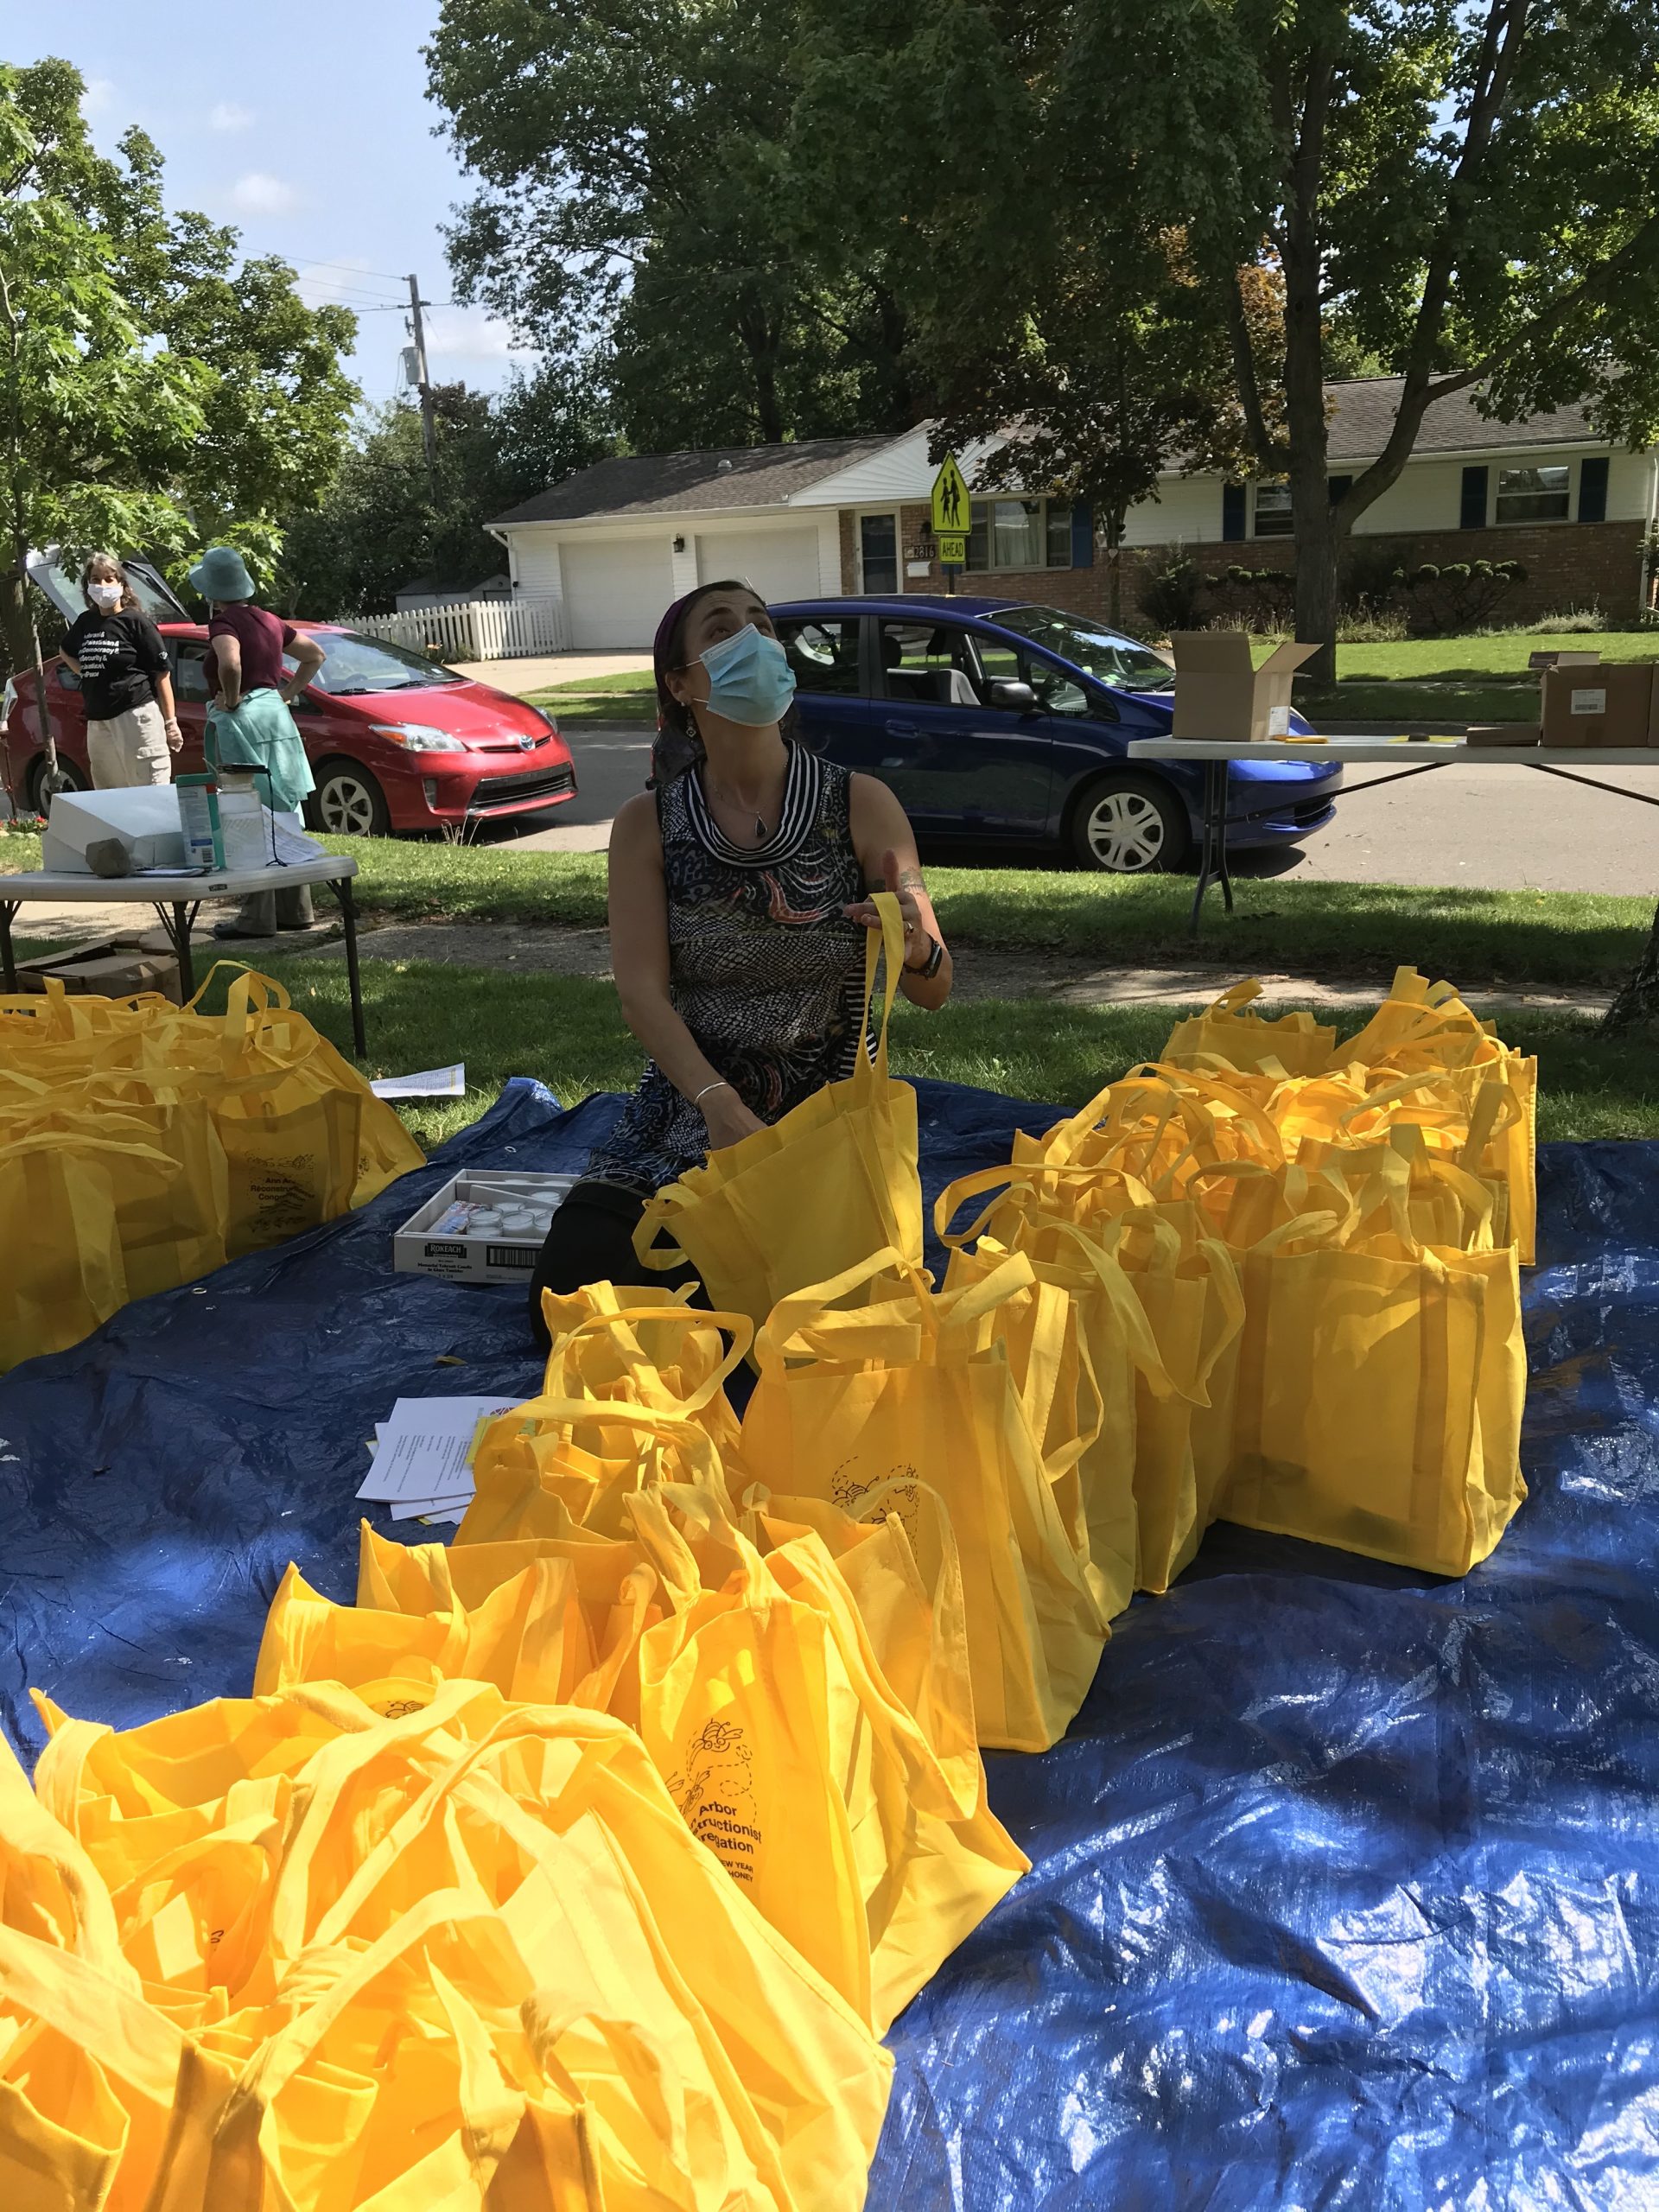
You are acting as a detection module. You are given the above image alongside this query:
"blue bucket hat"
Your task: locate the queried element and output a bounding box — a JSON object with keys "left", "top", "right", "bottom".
{"left": 188, "top": 545, "right": 257, "bottom": 602}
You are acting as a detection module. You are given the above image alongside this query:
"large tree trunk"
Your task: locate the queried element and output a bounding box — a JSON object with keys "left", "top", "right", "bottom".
{"left": 1290, "top": 490, "right": 1340, "bottom": 681}
{"left": 0, "top": 556, "right": 58, "bottom": 814}
{"left": 1602, "top": 902, "right": 1659, "bottom": 1033}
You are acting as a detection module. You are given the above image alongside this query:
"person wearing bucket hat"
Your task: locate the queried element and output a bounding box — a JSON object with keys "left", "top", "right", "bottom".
{"left": 188, "top": 546, "right": 326, "bottom": 938}
{"left": 524, "top": 575, "right": 953, "bottom": 1345}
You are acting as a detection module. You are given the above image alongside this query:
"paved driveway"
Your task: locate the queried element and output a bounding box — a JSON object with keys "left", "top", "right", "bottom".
{"left": 448, "top": 652, "right": 652, "bottom": 694}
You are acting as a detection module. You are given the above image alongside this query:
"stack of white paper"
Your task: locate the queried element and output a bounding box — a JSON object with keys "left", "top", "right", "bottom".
{"left": 356, "top": 1395, "right": 519, "bottom": 1524}
{"left": 370, "top": 1063, "right": 466, "bottom": 1100}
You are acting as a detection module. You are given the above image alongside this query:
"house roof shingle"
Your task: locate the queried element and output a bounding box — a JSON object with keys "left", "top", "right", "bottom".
{"left": 490, "top": 435, "right": 900, "bottom": 527}
{"left": 492, "top": 387, "right": 1611, "bottom": 531}
{"left": 1325, "top": 378, "right": 1598, "bottom": 460}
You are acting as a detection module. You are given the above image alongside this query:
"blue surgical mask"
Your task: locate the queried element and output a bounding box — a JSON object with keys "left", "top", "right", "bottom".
{"left": 699, "top": 624, "right": 796, "bottom": 728}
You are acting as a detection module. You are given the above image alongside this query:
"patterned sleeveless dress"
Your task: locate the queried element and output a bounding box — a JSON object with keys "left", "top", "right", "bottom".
{"left": 583, "top": 744, "right": 869, "bottom": 1196}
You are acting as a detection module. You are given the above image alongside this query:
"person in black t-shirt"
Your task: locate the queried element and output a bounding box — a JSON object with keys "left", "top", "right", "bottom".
{"left": 61, "top": 554, "right": 182, "bottom": 788}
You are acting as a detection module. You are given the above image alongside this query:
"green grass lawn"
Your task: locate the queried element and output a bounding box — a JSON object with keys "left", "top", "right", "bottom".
{"left": 5, "top": 829, "right": 1650, "bottom": 988}
{"left": 541, "top": 696, "right": 656, "bottom": 728}
{"left": 1303, "top": 627, "right": 1659, "bottom": 726}
{"left": 280, "top": 839, "right": 1659, "bottom": 989}
{"left": 256, "top": 953, "right": 1659, "bottom": 1150}
{"left": 1337, "top": 631, "right": 1659, "bottom": 680}
{"left": 537, "top": 671, "right": 657, "bottom": 696}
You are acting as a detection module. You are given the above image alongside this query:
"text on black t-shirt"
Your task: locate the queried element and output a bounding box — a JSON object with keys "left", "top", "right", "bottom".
{"left": 66, "top": 610, "right": 169, "bottom": 722}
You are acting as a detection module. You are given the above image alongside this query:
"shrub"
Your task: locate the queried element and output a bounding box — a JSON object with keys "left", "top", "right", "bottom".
{"left": 1201, "top": 563, "right": 1295, "bottom": 631}
{"left": 1337, "top": 611, "right": 1409, "bottom": 643}
{"left": 1393, "top": 557, "right": 1526, "bottom": 632}
{"left": 1524, "top": 607, "right": 1606, "bottom": 633}
{"left": 1138, "top": 547, "right": 1207, "bottom": 633}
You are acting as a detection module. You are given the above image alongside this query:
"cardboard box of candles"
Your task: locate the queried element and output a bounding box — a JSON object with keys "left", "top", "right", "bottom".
{"left": 392, "top": 1172, "right": 575, "bottom": 1282}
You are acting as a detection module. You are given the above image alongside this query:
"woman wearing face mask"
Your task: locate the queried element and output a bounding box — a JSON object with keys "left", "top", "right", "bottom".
{"left": 526, "top": 577, "right": 953, "bottom": 1343}
{"left": 60, "top": 555, "right": 182, "bottom": 788}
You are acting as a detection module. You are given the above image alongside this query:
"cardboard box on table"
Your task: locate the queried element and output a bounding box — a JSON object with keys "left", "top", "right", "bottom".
{"left": 1170, "top": 633, "right": 1319, "bottom": 741}
{"left": 1539, "top": 658, "right": 1659, "bottom": 748}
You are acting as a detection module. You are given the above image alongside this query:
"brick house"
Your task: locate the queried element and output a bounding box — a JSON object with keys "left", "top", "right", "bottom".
{"left": 489, "top": 380, "right": 1658, "bottom": 648}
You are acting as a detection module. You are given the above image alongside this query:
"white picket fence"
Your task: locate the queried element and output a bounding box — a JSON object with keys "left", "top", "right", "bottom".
{"left": 351, "top": 594, "right": 568, "bottom": 663}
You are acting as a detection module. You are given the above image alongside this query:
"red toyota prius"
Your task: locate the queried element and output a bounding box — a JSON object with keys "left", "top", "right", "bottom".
{"left": 2, "top": 553, "right": 576, "bottom": 835}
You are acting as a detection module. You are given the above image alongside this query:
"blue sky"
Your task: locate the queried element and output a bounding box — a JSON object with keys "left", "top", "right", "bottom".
{"left": 17, "top": 1, "right": 533, "bottom": 407}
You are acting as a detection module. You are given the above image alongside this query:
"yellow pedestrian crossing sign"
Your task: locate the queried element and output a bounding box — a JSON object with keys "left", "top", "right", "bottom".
{"left": 931, "top": 453, "right": 971, "bottom": 538}
{"left": 937, "top": 534, "right": 967, "bottom": 566}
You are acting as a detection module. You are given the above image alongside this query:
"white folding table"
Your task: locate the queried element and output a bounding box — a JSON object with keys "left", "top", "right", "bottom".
{"left": 1128, "top": 737, "right": 1659, "bottom": 932}
{"left": 0, "top": 853, "right": 368, "bottom": 1053}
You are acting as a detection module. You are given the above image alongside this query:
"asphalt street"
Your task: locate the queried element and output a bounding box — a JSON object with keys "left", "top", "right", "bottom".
{"left": 493, "top": 724, "right": 1659, "bottom": 893}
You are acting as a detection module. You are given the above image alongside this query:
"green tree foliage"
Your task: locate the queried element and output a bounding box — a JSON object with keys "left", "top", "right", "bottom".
{"left": 0, "top": 59, "right": 357, "bottom": 729}
{"left": 793, "top": 0, "right": 1659, "bottom": 676}
{"left": 424, "top": 0, "right": 915, "bottom": 448}
{"left": 278, "top": 365, "right": 615, "bottom": 618}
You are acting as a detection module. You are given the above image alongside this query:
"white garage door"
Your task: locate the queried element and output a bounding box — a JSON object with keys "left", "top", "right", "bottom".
{"left": 561, "top": 537, "right": 674, "bottom": 649}
{"left": 697, "top": 528, "right": 823, "bottom": 604}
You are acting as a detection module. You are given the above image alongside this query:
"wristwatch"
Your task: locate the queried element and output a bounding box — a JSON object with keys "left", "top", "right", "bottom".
{"left": 909, "top": 932, "right": 945, "bottom": 981}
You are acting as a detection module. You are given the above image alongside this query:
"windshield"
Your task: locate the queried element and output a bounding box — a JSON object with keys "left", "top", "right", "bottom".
{"left": 306, "top": 630, "right": 466, "bottom": 696}
{"left": 988, "top": 606, "right": 1175, "bottom": 691}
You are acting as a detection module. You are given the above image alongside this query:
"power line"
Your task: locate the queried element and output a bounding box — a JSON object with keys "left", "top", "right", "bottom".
{"left": 293, "top": 257, "right": 412, "bottom": 284}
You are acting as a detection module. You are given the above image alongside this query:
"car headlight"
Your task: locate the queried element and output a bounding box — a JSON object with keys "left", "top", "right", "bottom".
{"left": 369, "top": 722, "right": 467, "bottom": 753}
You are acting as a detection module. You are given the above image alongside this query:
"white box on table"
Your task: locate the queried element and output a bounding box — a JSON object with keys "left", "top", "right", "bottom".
{"left": 41, "top": 786, "right": 188, "bottom": 872}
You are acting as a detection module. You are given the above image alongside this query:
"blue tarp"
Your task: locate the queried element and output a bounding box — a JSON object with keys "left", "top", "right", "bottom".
{"left": 1, "top": 1081, "right": 1654, "bottom": 2207}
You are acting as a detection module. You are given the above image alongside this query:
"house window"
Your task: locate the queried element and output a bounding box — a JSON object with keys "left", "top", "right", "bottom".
{"left": 859, "top": 513, "right": 899, "bottom": 593}
{"left": 963, "top": 499, "right": 1074, "bottom": 572}
{"left": 1495, "top": 465, "right": 1571, "bottom": 524}
{"left": 1252, "top": 481, "right": 1294, "bottom": 537}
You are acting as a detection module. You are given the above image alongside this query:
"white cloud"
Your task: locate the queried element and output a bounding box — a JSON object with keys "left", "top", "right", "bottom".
{"left": 210, "top": 102, "right": 254, "bottom": 132}
{"left": 424, "top": 308, "right": 535, "bottom": 362}
{"left": 232, "top": 172, "right": 299, "bottom": 216}
{"left": 82, "top": 79, "right": 117, "bottom": 117}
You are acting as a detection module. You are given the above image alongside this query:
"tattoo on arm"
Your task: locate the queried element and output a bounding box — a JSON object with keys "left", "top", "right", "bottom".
{"left": 897, "top": 866, "right": 925, "bottom": 894}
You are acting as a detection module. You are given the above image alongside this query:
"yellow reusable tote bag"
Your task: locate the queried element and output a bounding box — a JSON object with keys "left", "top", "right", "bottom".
{"left": 740, "top": 1247, "right": 1109, "bottom": 1752}
{"left": 535, "top": 1281, "right": 747, "bottom": 1458}
{"left": 465, "top": 1308, "right": 753, "bottom": 1540}
{"left": 740, "top": 1497, "right": 1027, "bottom": 2036}
{"left": 0, "top": 1131, "right": 161, "bottom": 1370}
{"left": 628, "top": 1480, "right": 1026, "bottom": 2036}
{"left": 251, "top": 1548, "right": 664, "bottom": 1721}
{"left": 633, "top": 893, "right": 922, "bottom": 1332}
{"left": 180, "top": 965, "right": 424, "bottom": 1209}
{"left": 1220, "top": 1189, "right": 1527, "bottom": 1574}
{"left": 1160, "top": 979, "right": 1338, "bottom": 1076}
{"left": 0, "top": 1080, "right": 230, "bottom": 1301}
{"left": 938, "top": 1165, "right": 1243, "bottom": 1596}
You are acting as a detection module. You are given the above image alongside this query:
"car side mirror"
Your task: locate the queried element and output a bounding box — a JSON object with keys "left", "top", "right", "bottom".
{"left": 988, "top": 678, "right": 1037, "bottom": 713}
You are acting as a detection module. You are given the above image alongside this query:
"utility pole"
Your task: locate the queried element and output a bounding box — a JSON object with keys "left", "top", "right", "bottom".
{"left": 406, "top": 273, "right": 437, "bottom": 483}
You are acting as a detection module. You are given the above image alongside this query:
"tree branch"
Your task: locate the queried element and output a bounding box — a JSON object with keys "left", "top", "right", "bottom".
{"left": 1223, "top": 270, "right": 1286, "bottom": 472}
{"left": 1364, "top": 0, "right": 1529, "bottom": 488}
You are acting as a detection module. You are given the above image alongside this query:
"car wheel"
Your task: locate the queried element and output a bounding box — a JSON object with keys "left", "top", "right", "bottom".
{"left": 28, "top": 752, "right": 88, "bottom": 812}
{"left": 306, "top": 759, "right": 391, "bottom": 837}
{"left": 1068, "top": 772, "right": 1191, "bottom": 874}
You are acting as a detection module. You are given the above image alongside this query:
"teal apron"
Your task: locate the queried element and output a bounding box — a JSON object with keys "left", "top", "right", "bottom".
{"left": 206, "top": 687, "right": 315, "bottom": 816}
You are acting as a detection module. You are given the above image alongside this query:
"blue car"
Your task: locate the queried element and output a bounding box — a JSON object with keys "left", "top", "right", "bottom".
{"left": 769, "top": 596, "right": 1341, "bottom": 872}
